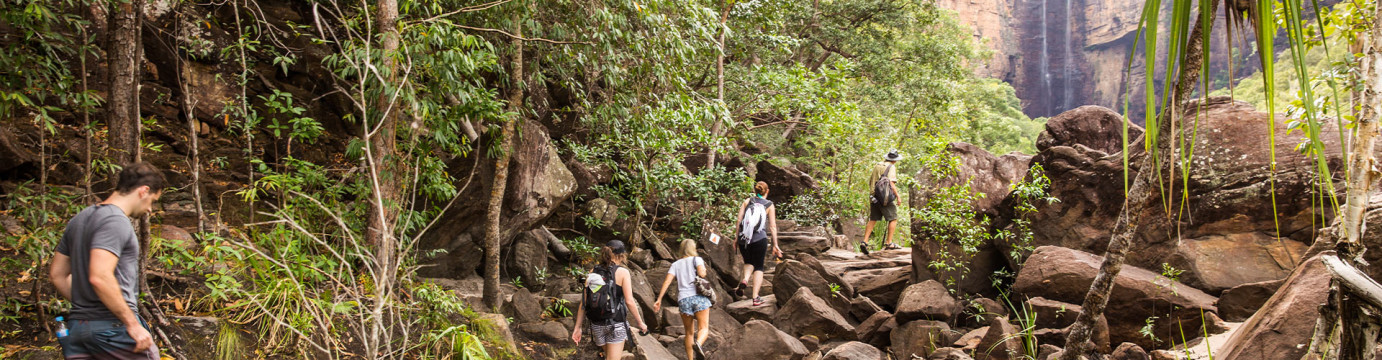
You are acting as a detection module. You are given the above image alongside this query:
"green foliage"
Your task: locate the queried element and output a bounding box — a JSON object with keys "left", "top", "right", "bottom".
{"left": 994, "top": 164, "right": 1058, "bottom": 266}
{"left": 914, "top": 182, "right": 992, "bottom": 289}
{"left": 1140, "top": 316, "right": 1162, "bottom": 345}
{"left": 957, "top": 79, "right": 1047, "bottom": 155}
{"left": 0, "top": 0, "right": 100, "bottom": 121}
{"left": 778, "top": 183, "right": 852, "bottom": 228}
{"left": 543, "top": 299, "right": 573, "bottom": 319}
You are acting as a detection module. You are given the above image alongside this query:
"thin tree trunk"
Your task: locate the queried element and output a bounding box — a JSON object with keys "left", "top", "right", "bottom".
{"left": 365, "top": 0, "right": 400, "bottom": 353}
{"left": 1059, "top": 1, "right": 1218, "bottom": 358}
{"left": 484, "top": 11, "right": 524, "bottom": 310}
{"left": 367, "top": 0, "right": 401, "bottom": 279}
{"left": 176, "top": 9, "right": 206, "bottom": 236}
{"left": 705, "top": 2, "right": 730, "bottom": 170}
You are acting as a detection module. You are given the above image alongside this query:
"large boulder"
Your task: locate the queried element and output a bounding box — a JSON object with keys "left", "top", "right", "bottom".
{"left": 1014, "top": 246, "right": 1218, "bottom": 350}
{"left": 505, "top": 229, "right": 551, "bottom": 289}
{"left": 418, "top": 120, "right": 576, "bottom": 278}
{"left": 503, "top": 288, "right": 543, "bottom": 324}
{"left": 1005, "top": 105, "right": 1140, "bottom": 262}
{"left": 1111, "top": 343, "right": 1151, "bottom": 360}
{"left": 773, "top": 260, "right": 852, "bottom": 317}
{"left": 975, "top": 316, "right": 1023, "bottom": 360}
{"left": 822, "top": 341, "right": 884, "bottom": 360}
{"left": 1026, "top": 297, "right": 1080, "bottom": 330}
{"left": 631, "top": 330, "right": 679, "bottom": 360}
{"left": 514, "top": 321, "right": 568, "bottom": 343}
{"left": 778, "top": 235, "right": 832, "bottom": 256}
{"left": 627, "top": 267, "right": 662, "bottom": 331}
{"left": 890, "top": 320, "right": 952, "bottom": 359}
{"left": 848, "top": 296, "right": 884, "bottom": 321}
{"left": 698, "top": 229, "right": 745, "bottom": 286}
{"left": 929, "top": 348, "right": 977, "bottom": 360}
{"left": 849, "top": 266, "right": 912, "bottom": 311}
{"left": 854, "top": 311, "right": 897, "bottom": 348}
{"left": 895, "top": 280, "right": 960, "bottom": 324}
{"left": 1216, "top": 278, "right": 1284, "bottom": 322}
{"left": 1014, "top": 99, "right": 1354, "bottom": 295}
{"left": 707, "top": 320, "right": 810, "bottom": 360}
{"left": 755, "top": 159, "right": 818, "bottom": 205}
{"left": 771, "top": 287, "right": 856, "bottom": 342}
{"left": 1218, "top": 253, "right": 1332, "bottom": 360}
{"left": 727, "top": 295, "right": 777, "bottom": 323}
{"left": 911, "top": 142, "right": 1033, "bottom": 296}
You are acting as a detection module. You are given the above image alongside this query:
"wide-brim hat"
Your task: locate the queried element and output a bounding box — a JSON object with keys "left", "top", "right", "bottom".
{"left": 884, "top": 150, "right": 903, "bottom": 162}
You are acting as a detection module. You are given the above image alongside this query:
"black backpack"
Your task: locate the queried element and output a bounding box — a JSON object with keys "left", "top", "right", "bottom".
{"left": 583, "top": 265, "right": 626, "bottom": 325}
{"left": 870, "top": 163, "right": 896, "bottom": 205}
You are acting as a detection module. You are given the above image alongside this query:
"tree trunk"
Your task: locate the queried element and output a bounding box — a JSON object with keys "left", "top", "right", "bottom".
{"left": 1335, "top": 2, "right": 1382, "bottom": 357}
{"left": 367, "top": 0, "right": 401, "bottom": 281}
{"left": 483, "top": 12, "right": 524, "bottom": 310}
{"left": 1342, "top": 0, "right": 1382, "bottom": 262}
{"left": 106, "top": 0, "right": 140, "bottom": 172}
{"left": 705, "top": 2, "right": 730, "bottom": 170}
{"left": 1058, "top": 1, "right": 1218, "bottom": 358}
{"left": 176, "top": 9, "right": 206, "bottom": 236}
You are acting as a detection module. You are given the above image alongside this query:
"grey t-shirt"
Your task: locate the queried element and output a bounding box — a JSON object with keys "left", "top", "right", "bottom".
{"left": 668, "top": 257, "right": 706, "bottom": 301}
{"left": 56, "top": 204, "right": 140, "bottom": 320}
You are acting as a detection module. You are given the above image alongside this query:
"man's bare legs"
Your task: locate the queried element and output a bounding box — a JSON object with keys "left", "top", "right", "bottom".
{"left": 860, "top": 219, "right": 878, "bottom": 252}
{"left": 884, "top": 219, "right": 898, "bottom": 248}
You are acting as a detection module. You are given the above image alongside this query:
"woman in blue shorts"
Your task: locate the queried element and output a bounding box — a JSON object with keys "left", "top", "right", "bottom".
{"left": 654, "top": 239, "right": 712, "bottom": 360}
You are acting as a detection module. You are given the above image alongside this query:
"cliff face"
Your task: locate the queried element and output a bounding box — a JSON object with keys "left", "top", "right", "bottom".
{"left": 934, "top": 0, "right": 1019, "bottom": 81}
{"left": 940, "top": 0, "right": 1327, "bottom": 122}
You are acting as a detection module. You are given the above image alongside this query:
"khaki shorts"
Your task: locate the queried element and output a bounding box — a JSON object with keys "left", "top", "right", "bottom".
{"left": 869, "top": 202, "right": 898, "bottom": 222}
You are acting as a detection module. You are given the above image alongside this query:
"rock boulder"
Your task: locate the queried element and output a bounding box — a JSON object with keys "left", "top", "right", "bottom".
{"left": 890, "top": 320, "right": 952, "bottom": 360}
{"left": 707, "top": 320, "right": 810, "bottom": 360}
{"left": 895, "top": 280, "right": 960, "bottom": 324}
{"left": 822, "top": 341, "right": 884, "bottom": 360}
{"left": 1218, "top": 253, "right": 1332, "bottom": 360}
{"left": 1216, "top": 278, "right": 1284, "bottom": 322}
{"left": 771, "top": 287, "right": 856, "bottom": 342}
{"left": 1014, "top": 246, "right": 1217, "bottom": 350}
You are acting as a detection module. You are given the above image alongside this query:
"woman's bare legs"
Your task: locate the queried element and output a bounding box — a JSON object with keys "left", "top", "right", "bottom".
{"left": 694, "top": 309, "right": 710, "bottom": 346}
{"left": 681, "top": 314, "right": 696, "bottom": 359}
{"left": 603, "top": 342, "right": 623, "bottom": 360}
{"left": 750, "top": 270, "right": 764, "bottom": 299}
{"left": 739, "top": 264, "right": 756, "bottom": 295}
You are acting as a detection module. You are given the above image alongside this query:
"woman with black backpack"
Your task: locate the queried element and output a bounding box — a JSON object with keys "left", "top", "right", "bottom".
{"left": 732, "top": 182, "right": 782, "bottom": 307}
{"left": 571, "top": 240, "right": 649, "bottom": 360}
{"left": 653, "top": 239, "right": 713, "bottom": 360}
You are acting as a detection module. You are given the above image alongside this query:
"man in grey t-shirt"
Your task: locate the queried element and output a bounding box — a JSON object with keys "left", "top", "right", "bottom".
{"left": 50, "top": 162, "right": 164, "bottom": 359}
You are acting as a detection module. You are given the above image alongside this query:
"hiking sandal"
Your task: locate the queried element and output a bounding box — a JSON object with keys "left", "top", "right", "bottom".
{"left": 858, "top": 243, "right": 871, "bottom": 255}
{"left": 883, "top": 243, "right": 902, "bottom": 250}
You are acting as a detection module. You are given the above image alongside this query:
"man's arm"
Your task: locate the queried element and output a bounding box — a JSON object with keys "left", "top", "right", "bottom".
{"left": 90, "top": 249, "right": 153, "bottom": 352}
{"left": 48, "top": 253, "right": 72, "bottom": 300}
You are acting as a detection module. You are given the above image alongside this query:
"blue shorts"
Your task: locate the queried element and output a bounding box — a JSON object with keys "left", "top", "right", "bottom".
{"left": 678, "top": 295, "right": 712, "bottom": 316}
{"left": 59, "top": 318, "right": 160, "bottom": 359}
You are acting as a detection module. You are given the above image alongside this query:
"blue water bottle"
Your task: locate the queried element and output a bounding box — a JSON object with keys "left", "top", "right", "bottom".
{"left": 54, "top": 316, "right": 68, "bottom": 339}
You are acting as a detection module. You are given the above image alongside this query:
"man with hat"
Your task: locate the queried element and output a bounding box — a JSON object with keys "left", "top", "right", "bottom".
{"left": 860, "top": 150, "right": 903, "bottom": 254}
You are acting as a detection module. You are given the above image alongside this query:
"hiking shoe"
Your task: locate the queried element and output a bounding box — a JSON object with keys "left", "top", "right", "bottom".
{"left": 858, "top": 243, "right": 871, "bottom": 255}
{"left": 694, "top": 343, "right": 707, "bottom": 360}
{"left": 753, "top": 297, "right": 765, "bottom": 306}
{"left": 734, "top": 282, "right": 746, "bottom": 298}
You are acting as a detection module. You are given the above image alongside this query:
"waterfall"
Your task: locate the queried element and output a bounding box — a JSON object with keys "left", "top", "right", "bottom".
{"left": 1061, "top": 0, "right": 1074, "bottom": 112}
{"left": 1040, "top": 0, "right": 1052, "bottom": 104}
